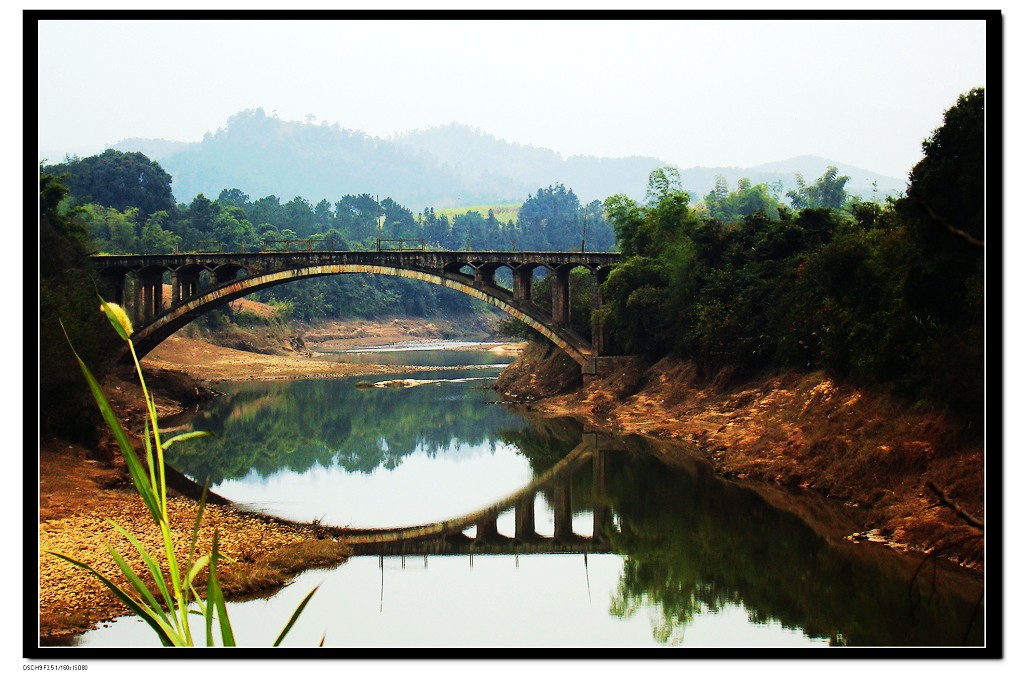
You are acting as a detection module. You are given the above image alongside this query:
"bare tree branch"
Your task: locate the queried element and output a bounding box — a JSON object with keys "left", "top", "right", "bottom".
{"left": 926, "top": 481, "right": 984, "bottom": 530}
{"left": 913, "top": 197, "right": 985, "bottom": 249}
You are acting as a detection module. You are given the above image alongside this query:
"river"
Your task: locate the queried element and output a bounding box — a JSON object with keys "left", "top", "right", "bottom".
{"left": 73, "top": 341, "right": 984, "bottom": 648}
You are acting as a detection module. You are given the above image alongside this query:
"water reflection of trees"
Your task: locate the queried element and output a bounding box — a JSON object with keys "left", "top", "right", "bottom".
{"left": 603, "top": 442, "right": 984, "bottom": 646}
{"left": 166, "top": 377, "right": 534, "bottom": 484}
{"left": 168, "top": 387, "right": 984, "bottom": 647}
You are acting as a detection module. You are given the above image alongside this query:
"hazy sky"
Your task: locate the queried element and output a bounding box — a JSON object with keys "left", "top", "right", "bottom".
{"left": 36, "top": 17, "right": 986, "bottom": 179}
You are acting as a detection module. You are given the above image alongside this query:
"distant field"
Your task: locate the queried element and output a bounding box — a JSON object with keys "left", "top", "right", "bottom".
{"left": 434, "top": 204, "right": 521, "bottom": 224}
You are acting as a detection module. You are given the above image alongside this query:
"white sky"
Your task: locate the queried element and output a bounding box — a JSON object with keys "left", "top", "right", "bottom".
{"left": 36, "top": 16, "right": 986, "bottom": 178}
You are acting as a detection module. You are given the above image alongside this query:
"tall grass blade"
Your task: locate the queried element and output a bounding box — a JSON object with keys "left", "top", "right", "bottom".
{"left": 106, "top": 519, "right": 176, "bottom": 620}
{"left": 184, "top": 481, "right": 210, "bottom": 606}
{"left": 185, "top": 555, "right": 212, "bottom": 590}
{"left": 142, "top": 420, "right": 159, "bottom": 510}
{"left": 158, "top": 521, "right": 191, "bottom": 644}
{"left": 104, "top": 543, "right": 172, "bottom": 629}
{"left": 163, "top": 431, "right": 212, "bottom": 450}
{"left": 59, "top": 321, "right": 162, "bottom": 524}
{"left": 46, "top": 551, "right": 177, "bottom": 646}
{"left": 187, "top": 482, "right": 210, "bottom": 572}
{"left": 273, "top": 584, "right": 320, "bottom": 647}
{"left": 207, "top": 530, "right": 235, "bottom": 646}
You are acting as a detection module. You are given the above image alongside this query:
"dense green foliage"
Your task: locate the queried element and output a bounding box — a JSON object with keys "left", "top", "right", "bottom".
{"left": 39, "top": 173, "right": 118, "bottom": 440}
{"left": 703, "top": 176, "right": 781, "bottom": 223}
{"left": 44, "top": 149, "right": 177, "bottom": 219}
{"left": 598, "top": 90, "right": 985, "bottom": 422}
{"left": 906, "top": 88, "right": 985, "bottom": 243}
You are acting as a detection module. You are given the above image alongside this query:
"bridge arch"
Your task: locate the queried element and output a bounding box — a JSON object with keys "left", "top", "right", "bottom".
{"left": 127, "top": 263, "right": 595, "bottom": 368}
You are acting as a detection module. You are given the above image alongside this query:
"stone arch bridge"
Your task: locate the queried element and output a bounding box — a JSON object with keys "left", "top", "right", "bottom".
{"left": 91, "top": 250, "right": 622, "bottom": 374}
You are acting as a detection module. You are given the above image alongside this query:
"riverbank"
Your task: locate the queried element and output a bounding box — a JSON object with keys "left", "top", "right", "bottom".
{"left": 37, "top": 316, "right": 522, "bottom": 645}
{"left": 143, "top": 315, "right": 521, "bottom": 383}
{"left": 38, "top": 437, "right": 350, "bottom": 645}
{"left": 495, "top": 343, "right": 985, "bottom": 573}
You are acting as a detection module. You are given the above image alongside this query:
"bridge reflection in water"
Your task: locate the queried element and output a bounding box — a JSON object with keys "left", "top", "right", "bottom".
{"left": 340, "top": 432, "right": 619, "bottom": 557}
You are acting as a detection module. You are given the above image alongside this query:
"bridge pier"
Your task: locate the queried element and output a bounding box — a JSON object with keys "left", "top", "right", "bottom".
{"left": 136, "top": 269, "right": 164, "bottom": 324}
{"left": 551, "top": 266, "right": 571, "bottom": 327}
{"left": 512, "top": 266, "right": 535, "bottom": 302}
{"left": 514, "top": 493, "right": 541, "bottom": 542}
{"left": 473, "top": 264, "right": 498, "bottom": 288}
{"left": 592, "top": 450, "right": 613, "bottom": 546}
{"left": 172, "top": 268, "right": 202, "bottom": 303}
{"left": 552, "top": 474, "right": 576, "bottom": 542}
{"left": 475, "top": 513, "right": 510, "bottom": 543}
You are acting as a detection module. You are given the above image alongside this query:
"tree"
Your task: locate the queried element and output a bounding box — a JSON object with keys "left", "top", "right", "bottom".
{"left": 786, "top": 166, "right": 850, "bottom": 210}
{"left": 705, "top": 176, "right": 780, "bottom": 223}
{"left": 313, "top": 199, "right": 334, "bottom": 233}
{"left": 43, "top": 149, "right": 176, "bottom": 218}
{"left": 906, "top": 87, "right": 984, "bottom": 243}
{"left": 186, "top": 194, "right": 220, "bottom": 244}
{"left": 138, "top": 210, "right": 181, "bottom": 253}
{"left": 212, "top": 207, "right": 258, "bottom": 250}
{"left": 334, "top": 194, "right": 380, "bottom": 241}
{"left": 518, "top": 184, "right": 583, "bottom": 250}
{"left": 217, "top": 188, "right": 251, "bottom": 210}
{"left": 604, "top": 194, "right": 646, "bottom": 257}
{"left": 281, "top": 197, "right": 316, "bottom": 237}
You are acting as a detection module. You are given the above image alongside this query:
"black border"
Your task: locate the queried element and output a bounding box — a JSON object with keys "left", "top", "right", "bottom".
{"left": 25, "top": 7, "right": 1004, "bottom": 661}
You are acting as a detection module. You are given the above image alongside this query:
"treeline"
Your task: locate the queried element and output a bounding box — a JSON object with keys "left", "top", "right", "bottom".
{"left": 598, "top": 89, "right": 984, "bottom": 423}
{"left": 42, "top": 149, "right": 616, "bottom": 322}
{"left": 43, "top": 149, "right": 615, "bottom": 254}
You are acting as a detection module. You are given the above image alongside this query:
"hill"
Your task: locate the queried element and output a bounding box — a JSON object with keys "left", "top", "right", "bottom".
{"left": 110, "top": 110, "right": 906, "bottom": 209}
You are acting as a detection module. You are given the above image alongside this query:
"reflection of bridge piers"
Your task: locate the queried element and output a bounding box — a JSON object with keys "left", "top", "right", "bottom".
{"left": 343, "top": 435, "right": 626, "bottom": 556}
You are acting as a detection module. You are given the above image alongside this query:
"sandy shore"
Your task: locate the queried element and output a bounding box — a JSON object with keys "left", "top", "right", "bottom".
{"left": 143, "top": 334, "right": 524, "bottom": 383}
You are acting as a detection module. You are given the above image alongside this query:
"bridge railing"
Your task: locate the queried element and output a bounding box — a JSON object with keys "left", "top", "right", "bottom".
{"left": 160, "top": 240, "right": 621, "bottom": 256}
{"left": 376, "top": 238, "right": 425, "bottom": 251}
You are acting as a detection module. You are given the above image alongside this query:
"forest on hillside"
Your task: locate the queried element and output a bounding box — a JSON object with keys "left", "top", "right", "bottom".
{"left": 40, "top": 88, "right": 986, "bottom": 436}
{"left": 595, "top": 88, "right": 984, "bottom": 424}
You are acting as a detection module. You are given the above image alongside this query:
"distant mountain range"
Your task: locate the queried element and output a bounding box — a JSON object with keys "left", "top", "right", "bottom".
{"left": 109, "top": 109, "right": 907, "bottom": 209}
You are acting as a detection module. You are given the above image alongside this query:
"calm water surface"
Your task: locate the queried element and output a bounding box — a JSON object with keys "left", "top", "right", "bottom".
{"left": 75, "top": 343, "right": 984, "bottom": 648}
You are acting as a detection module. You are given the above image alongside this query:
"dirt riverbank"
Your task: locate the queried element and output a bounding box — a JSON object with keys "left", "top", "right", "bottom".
{"left": 496, "top": 343, "right": 985, "bottom": 573}
{"left": 37, "top": 316, "right": 522, "bottom": 645}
